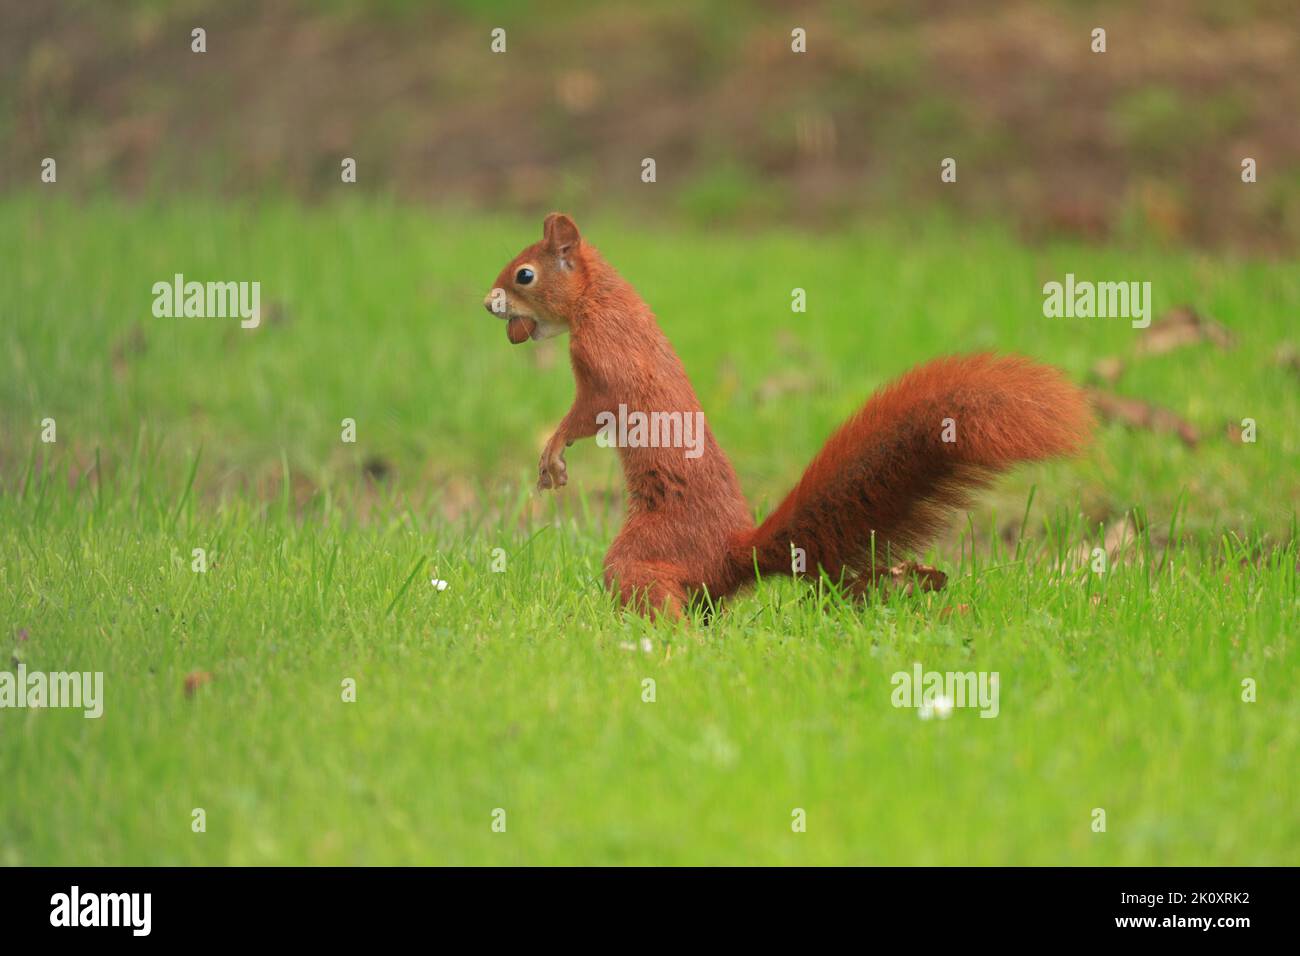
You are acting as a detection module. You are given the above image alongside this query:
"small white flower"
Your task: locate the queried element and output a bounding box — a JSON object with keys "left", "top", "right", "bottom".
{"left": 430, "top": 578, "right": 449, "bottom": 591}
{"left": 640, "top": 638, "right": 653, "bottom": 653}
{"left": 932, "top": 695, "right": 954, "bottom": 719}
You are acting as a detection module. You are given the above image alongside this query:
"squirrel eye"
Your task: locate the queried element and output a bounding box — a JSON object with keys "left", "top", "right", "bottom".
{"left": 515, "top": 268, "right": 535, "bottom": 286}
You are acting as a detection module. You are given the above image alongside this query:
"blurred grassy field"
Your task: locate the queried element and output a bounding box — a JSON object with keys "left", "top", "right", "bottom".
{"left": 1, "top": 196, "right": 1298, "bottom": 864}
{"left": 4, "top": 196, "right": 1298, "bottom": 530}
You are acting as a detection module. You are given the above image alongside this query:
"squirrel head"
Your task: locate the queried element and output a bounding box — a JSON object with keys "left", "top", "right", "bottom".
{"left": 483, "top": 213, "right": 586, "bottom": 345}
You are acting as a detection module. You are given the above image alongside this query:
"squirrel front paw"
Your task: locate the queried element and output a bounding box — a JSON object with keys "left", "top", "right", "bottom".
{"left": 537, "top": 443, "right": 568, "bottom": 491}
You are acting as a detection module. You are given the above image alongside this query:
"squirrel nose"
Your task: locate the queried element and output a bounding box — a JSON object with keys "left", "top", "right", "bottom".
{"left": 483, "top": 293, "right": 500, "bottom": 316}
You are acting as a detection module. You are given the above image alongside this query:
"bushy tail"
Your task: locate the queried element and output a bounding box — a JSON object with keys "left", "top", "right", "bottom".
{"left": 734, "top": 354, "right": 1093, "bottom": 582}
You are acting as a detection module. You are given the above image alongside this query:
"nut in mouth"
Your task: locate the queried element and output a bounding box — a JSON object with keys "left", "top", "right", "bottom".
{"left": 482, "top": 290, "right": 538, "bottom": 345}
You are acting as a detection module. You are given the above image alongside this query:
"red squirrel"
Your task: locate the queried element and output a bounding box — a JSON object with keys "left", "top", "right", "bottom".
{"left": 483, "top": 214, "right": 1093, "bottom": 619}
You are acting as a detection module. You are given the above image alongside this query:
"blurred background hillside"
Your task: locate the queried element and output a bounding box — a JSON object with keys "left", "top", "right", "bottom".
{"left": 3, "top": 0, "right": 1299, "bottom": 249}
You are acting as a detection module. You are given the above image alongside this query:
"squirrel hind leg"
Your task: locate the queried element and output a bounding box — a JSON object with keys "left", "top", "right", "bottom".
{"left": 605, "top": 560, "right": 688, "bottom": 621}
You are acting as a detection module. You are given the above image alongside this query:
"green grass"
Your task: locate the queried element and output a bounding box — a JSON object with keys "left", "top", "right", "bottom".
{"left": 1, "top": 196, "right": 1298, "bottom": 864}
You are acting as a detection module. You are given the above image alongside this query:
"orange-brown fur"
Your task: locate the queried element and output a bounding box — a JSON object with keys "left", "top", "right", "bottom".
{"left": 485, "top": 214, "right": 1093, "bottom": 619}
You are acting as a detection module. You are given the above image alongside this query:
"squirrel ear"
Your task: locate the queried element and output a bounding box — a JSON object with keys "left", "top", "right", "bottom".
{"left": 542, "top": 213, "right": 581, "bottom": 254}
